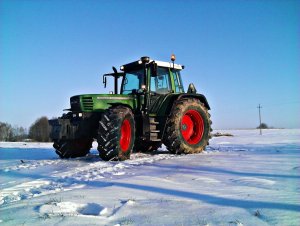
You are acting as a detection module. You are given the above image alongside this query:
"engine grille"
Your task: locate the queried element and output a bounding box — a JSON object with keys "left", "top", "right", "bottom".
{"left": 82, "top": 97, "right": 94, "bottom": 111}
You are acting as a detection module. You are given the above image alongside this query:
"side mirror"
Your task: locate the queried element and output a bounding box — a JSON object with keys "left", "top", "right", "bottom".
{"left": 103, "top": 75, "right": 107, "bottom": 88}
{"left": 112, "top": 66, "right": 118, "bottom": 74}
{"left": 187, "top": 83, "right": 197, "bottom": 94}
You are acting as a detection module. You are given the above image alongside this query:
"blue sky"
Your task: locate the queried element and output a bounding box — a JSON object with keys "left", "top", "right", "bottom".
{"left": 0, "top": 0, "right": 299, "bottom": 129}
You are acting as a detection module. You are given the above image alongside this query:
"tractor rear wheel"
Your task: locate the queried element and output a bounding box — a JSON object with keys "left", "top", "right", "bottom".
{"left": 97, "top": 106, "right": 135, "bottom": 161}
{"left": 163, "top": 98, "right": 212, "bottom": 154}
{"left": 53, "top": 138, "right": 93, "bottom": 158}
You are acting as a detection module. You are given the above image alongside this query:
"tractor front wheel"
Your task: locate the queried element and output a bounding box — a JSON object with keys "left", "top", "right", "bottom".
{"left": 163, "top": 98, "right": 212, "bottom": 154}
{"left": 97, "top": 106, "right": 135, "bottom": 161}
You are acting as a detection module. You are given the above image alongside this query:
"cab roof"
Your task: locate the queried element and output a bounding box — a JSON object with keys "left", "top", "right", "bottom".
{"left": 120, "top": 57, "right": 184, "bottom": 71}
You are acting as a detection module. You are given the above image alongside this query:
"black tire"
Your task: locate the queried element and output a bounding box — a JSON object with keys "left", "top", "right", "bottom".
{"left": 53, "top": 138, "right": 93, "bottom": 158}
{"left": 163, "top": 98, "right": 212, "bottom": 154}
{"left": 133, "top": 141, "right": 162, "bottom": 153}
{"left": 97, "top": 106, "right": 135, "bottom": 161}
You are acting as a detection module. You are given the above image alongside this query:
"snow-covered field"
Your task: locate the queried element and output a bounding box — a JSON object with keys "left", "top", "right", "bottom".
{"left": 0, "top": 129, "right": 299, "bottom": 225}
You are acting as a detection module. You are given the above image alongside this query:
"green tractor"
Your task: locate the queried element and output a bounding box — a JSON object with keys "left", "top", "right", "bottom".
{"left": 49, "top": 55, "right": 212, "bottom": 161}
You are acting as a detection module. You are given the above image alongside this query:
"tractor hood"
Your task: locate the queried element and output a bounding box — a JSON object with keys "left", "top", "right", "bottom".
{"left": 70, "top": 94, "right": 137, "bottom": 112}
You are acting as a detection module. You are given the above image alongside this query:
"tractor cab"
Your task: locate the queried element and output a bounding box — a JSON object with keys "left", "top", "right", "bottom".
{"left": 103, "top": 56, "right": 185, "bottom": 96}
{"left": 118, "top": 57, "right": 186, "bottom": 115}
{"left": 119, "top": 56, "right": 185, "bottom": 95}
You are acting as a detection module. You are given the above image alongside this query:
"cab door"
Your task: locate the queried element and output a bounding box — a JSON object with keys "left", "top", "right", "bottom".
{"left": 148, "top": 66, "right": 172, "bottom": 113}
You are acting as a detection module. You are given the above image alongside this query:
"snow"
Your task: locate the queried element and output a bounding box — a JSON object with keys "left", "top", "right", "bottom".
{"left": 0, "top": 129, "right": 299, "bottom": 225}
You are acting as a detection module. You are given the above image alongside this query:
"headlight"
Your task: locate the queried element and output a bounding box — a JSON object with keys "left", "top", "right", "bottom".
{"left": 72, "top": 113, "right": 83, "bottom": 118}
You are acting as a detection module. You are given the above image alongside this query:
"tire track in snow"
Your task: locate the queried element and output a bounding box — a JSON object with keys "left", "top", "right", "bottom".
{"left": 36, "top": 198, "right": 136, "bottom": 224}
{"left": 230, "top": 177, "right": 276, "bottom": 188}
{"left": 0, "top": 153, "right": 176, "bottom": 206}
{"left": 0, "top": 146, "right": 255, "bottom": 206}
{"left": 2, "top": 159, "right": 66, "bottom": 172}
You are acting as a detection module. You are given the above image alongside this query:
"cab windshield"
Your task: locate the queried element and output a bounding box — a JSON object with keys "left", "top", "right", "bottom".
{"left": 121, "top": 68, "right": 144, "bottom": 94}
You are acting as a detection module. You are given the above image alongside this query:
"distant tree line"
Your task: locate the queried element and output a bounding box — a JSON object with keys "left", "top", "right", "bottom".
{"left": 0, "top": 122, "right": 27, "bottom": 141}
{"left": 257, "top": 123, "right": 270, "bottom": 129}
{"left": 28, "top": 116, "right": 50, "bottom": 142}
{"left": 0, "top": 116, "right": 51, "bottom": 142}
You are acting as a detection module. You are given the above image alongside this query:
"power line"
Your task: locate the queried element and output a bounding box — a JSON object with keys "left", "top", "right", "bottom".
{"left": 257, "top": 104, "right": 262, "bottom": 135}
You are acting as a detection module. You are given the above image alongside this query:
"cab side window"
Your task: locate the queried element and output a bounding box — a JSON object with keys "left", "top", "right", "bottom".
{"left": 171, "top": 70, "right": 184, "bottom": 93}
{"left": 150, "top": 67, "right": 171, "bottom": 94}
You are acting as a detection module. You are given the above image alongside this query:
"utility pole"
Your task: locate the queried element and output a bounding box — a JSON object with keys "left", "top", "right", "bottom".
{"left": 257, "top": 104, "right": 262, "bottom": 135}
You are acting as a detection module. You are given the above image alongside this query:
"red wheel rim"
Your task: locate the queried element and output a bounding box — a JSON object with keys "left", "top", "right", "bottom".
{"left": 181, "top": 109, "right": 204, "bottom": 145}
{"left": 120, "top": 119, "right": 131, "bottom": 152}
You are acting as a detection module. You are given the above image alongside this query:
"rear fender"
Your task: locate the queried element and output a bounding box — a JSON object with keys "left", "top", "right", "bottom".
{"left": 177, "top": 93, "right": 210, "bottom": 110}
{"left": 157, "top": 93, "right": 210, "bottom": 118}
